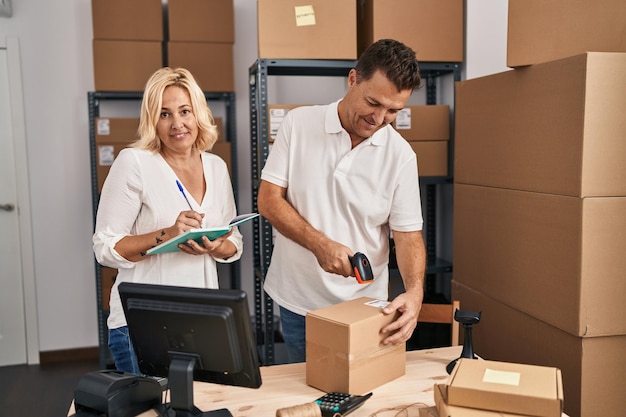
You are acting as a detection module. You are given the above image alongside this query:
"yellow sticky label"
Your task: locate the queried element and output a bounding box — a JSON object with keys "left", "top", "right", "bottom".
{"left": 295, "top": 5, "right": 316, "bottom": 26}
{"left": 483, "top": 368, "right": 521, "bottom": 386}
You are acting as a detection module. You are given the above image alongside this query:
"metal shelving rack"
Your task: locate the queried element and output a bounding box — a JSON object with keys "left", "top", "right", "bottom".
{"left": 87, "top": 91, "right": 238, "bottom": 368}
{"left": 249, "top": 59, "right": 461, "bottom": 365}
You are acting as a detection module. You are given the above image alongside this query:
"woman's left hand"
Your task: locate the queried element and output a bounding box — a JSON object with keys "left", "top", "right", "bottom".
{"left": 178, "top": 229, "right": 235, "bottom": 258}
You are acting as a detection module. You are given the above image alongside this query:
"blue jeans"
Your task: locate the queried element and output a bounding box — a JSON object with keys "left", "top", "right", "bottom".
{"left": 279, "top": 306, "right": 306, "bottom": 363}
{"left": 108, "top": 326, "right": 141, "bottom": 374}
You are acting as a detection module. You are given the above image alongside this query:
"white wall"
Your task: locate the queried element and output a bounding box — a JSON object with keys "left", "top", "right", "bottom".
{"left": 465, "top": 0, "right": 510, "bottom": 79}
{"left": 0, "top": 0, "right": 509, "bottom": 353}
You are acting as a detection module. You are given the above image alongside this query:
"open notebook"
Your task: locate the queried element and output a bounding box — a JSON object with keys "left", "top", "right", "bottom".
{"left": 146, "top": 213, "right": 259, "bottom": 255}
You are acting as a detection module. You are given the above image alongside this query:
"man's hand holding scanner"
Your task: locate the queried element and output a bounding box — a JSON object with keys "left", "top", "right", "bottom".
{"left": 349, "top": 252, "right": 374, "bottom": 284}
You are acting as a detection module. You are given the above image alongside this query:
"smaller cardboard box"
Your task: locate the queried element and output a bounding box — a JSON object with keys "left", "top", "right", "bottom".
{"left": 306, "top": 297, "right": 405, "bottom": 395}
{"left": 393, "top": 105, "right": 450, "bottom": 141}
{"left": 94, "top": 117, "right": 139, "bottom": 192}
{"left": 93, "top": 40, "right": 163, "bottom": 92}
{"left": 168, "top": 0, "right": 234, "bottom": 43}
{"left": 91, "top": 0, "right": 163, "bottom": 41}
{"left": 447, "top": 359, "right": 563, "bottom": 417}
{"left": 409, "top": 141, "right": 448, "bottom": 177}
{"left": 257, "top": 0, "right": 358, "bottom": 59}
{"left": 435, "top": 384, "right": 539, "bottom": 417}
{"left": 167, "top": 42, "right": 234, "bottom": 92}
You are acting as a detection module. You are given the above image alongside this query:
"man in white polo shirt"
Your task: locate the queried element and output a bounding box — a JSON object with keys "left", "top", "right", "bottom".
{"left": 258, "top": 39, "right": 426, "bottom": 363}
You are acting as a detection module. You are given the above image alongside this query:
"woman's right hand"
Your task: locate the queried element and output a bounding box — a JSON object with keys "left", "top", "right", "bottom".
{"left": 168, "top": 210, "right": 205, "bottom": 237}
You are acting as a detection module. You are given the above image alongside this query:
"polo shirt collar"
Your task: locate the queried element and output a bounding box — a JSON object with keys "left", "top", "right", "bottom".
{"left": 325, "top": 99, "right": 387, "bottom": 146}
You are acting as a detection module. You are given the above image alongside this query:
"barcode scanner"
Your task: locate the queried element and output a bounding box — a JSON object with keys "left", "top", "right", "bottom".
{"left": 349, "top": 252, "right": 374, "bottom": 284}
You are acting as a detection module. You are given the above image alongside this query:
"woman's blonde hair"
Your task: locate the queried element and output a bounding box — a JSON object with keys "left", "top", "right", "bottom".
{"left": 133, "top": 67, "right": 219, "bottom": 152}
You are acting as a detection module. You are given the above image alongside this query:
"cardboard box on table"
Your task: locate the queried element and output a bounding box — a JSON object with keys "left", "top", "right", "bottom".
{"left": 94, "top": 117, "right": 139, "bottom": 192}
{"left": 507, "top": 0, "right": 626, "bottom": 67}
{"left": 257, "top": 0, "right": 357, "bottom": 59}
{"left": 446, "top": 359, "right": 563, "bottom": 417}
{"left": 306, "top": 297, "right": 405, "bottom": 394}
{"left": 455, "top": 52, "right": 626, "bottom": 198}
{"left": 357, "top": 0, "right": 464, "bottom": 62}
{"left": 453, "top": 184, "right": 626, "bottom": 338}
{"left": 452, "top": 281, "right": 626, "bottom": 417}
{"left": 434, "top": 384, "right": 563, "bottom": 417}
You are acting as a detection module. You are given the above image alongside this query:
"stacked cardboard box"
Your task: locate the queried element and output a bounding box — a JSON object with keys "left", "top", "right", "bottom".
{"left": 94, "top": 117, "right": 139, "bottom": 192}
{"left": 91, "top": 0, "right": 164, "bottom": 91}
{"left": 357, "top": 0, "right": 464, "bottom": 62}
{"left": 453, "top": 3, "right": 626, "bottom": 416}
{"left": 393, "top": 105, "right": 450, "bottom": 177}
{"left": 167, "top": 0, "right": 235, "bottom": 92}
{"left": 257, "top": 0, "right": 358, "bottom": 59}
{"left": 257, "top": 0, "right": 464, "bottom": 62}
{"left": 91, "top": 0, "right": 235, "bottom": 92}
{"left": 507, "top": 0, "right": 626, "bottom": 67}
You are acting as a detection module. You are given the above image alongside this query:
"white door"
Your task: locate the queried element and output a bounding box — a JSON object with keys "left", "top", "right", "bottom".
{"left": 0, "top": 36, "right": 33, "bottom": 366}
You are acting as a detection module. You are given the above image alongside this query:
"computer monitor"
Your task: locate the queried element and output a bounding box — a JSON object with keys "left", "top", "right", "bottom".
{"left": 118, "top": 282, "right": 262, "bottom": 417}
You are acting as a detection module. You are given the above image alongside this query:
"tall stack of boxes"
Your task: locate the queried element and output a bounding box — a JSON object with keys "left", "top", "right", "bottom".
{"left": 92, "top": 0, "right": 164, "bottom": 91}
{"left": 393, "top": 105, "right": 450, "bottom": 177}
{"left": 167, "top": 0, "right": 235, "bottom": 93}
{"left": 453, "top": 1, "right": 626, "bottom": 416}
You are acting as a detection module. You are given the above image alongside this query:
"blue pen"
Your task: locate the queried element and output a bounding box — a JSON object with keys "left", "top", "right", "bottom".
{"left": 176, "top": 180, "right": 194, "bottom": 210}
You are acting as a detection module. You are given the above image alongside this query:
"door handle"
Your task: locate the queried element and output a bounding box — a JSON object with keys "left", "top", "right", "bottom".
{"left": 0, "top": 203, "right": 15, "bottom": 212}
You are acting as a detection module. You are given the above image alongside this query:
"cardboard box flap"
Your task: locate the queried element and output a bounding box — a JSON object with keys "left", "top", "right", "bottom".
{"left": 447, "top": 359, "right": 563, "bottom": 417}
{"left": 308, "top": 297, "right": 389, "bottom": 324}
{"left": 435, "top": 384, "right": 546, "bottom": 417}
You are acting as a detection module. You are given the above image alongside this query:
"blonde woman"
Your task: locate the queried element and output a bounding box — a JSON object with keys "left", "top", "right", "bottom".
{"left": 93, "top": 67, "right": 242, "bottom": 372}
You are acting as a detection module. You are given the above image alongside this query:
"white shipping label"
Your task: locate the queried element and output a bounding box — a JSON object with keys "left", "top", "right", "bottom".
{"left": 395, "top": 108, "right": 411, "bottom": 130}
{"left": 269, "top": 108, "right": 289, "bottom": 139}
{"left": 365, "top": 299, "right": 390, "bottom": 309}
{"left": 98, "top": 145, "right": 115, "bottom": 166}
{"left": 97, "top": 118, "right": 111, "bottom": 135}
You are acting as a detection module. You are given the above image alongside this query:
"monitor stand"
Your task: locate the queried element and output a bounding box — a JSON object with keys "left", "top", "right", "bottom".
{"left": 156, "top": 356, "right": 234, "bottom": 417}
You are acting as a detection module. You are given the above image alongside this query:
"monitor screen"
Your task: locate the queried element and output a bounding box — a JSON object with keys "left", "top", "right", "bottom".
{"left": 119, "top": 282, "right": 262, "bottom": 416}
